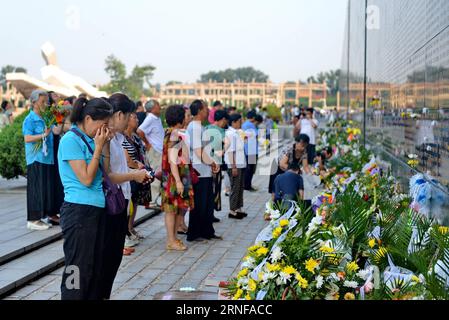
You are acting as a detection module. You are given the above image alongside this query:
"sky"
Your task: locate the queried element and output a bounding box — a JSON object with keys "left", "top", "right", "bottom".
{"left": 0, "top": 0, "right": 348, "bottom": 85}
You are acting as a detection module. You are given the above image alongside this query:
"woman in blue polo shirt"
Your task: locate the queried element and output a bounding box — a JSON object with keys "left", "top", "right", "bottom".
{"left": 22, "top": 90, "right": 59, "bottom": 231}
{"left": 58, "top": 97, "right": 112, "bottom": 300}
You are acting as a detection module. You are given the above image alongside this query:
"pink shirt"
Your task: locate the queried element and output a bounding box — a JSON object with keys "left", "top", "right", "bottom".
{"left": 208, "top": 108, "right": 216, "bottom": 124}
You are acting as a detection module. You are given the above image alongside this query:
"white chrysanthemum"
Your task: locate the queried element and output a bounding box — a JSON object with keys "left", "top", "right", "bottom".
{"left": 356, "top": 269, "right": 370, "bottom": 281}
{"left": 315, "top": 275, "right": 324, "bottom": 289}
{"left": 238, "top": 277, "right": 249, "bottom": 288}
{"left": 271, "top": 209, "right": 281, "bottom": 220}
{"left": 306, "top": 216, "right": 323, "bottom": 236}
{"left": 270, "top": 246, "right": 285, "bottom": 263}
{"left": 343, "top": 280, "right": 358, "bottom": 288}
{"left": 277, "top": 272, "right": 291, "bottom": 285}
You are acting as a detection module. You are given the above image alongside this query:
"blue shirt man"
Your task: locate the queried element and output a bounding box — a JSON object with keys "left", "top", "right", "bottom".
{"left": 273, "top": 162, "right": 304, "bottom": 203}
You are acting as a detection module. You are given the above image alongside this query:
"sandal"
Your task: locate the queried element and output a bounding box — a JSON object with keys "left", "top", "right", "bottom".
{"left": 167, "top": 240, "right": 187, "bottom": 251}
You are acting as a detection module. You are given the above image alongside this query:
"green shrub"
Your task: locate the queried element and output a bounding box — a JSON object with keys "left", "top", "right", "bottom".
{"left": 0, "top": 110, "right": 28, "bottom": 179}
{"left": 265, "top": 104, "right": 282, "bottom": 122}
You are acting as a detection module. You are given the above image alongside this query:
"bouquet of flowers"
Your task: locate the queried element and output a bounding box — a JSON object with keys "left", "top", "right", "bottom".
{"left": 33, "top": 101, "right": 72, "bottom": 155}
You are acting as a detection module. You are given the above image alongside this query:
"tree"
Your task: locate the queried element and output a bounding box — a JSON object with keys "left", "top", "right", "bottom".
{"left": 306, "top": 69, "right": 341, "bottom": 96}
{"left": 101, "top": 55, "right": 155, "bottom": 100}
{"left": 199, "top": 67, "right": 269, "bottom": 83}
{"left": 1, "top": 65, "right": 27, "bottom": 90}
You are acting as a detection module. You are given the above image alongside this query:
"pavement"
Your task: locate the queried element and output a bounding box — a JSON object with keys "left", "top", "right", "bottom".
{"left": 3, "top": 173, "right": 271, "bottom": 300}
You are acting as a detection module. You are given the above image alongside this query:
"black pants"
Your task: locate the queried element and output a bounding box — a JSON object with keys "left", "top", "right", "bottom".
{"left": 60, "top": 202, "right": 106, "bottom": 300}
{"left": 228, "top": 168, "right": 245, "bottom": 211}
{"left": 27, "top": 162, "right": 56, "bottom": 221}
{"left": 307, "top": 144, "right": 316, "bottom": 165}
{"left": 244, "top": 155, "right": 257, "bottom": 190}
{"left": 187, "top": 178, "right": 215, "bottom": 241}
{"left": 99, "top": 202, "right": 128, "bottom": 299}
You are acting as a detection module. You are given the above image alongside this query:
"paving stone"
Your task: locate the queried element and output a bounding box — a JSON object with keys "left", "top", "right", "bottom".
{"left": 111, "top": 288, "right": 141, "bottom": 300}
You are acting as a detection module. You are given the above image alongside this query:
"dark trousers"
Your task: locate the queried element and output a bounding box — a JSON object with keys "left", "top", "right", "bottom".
{"left": 307, "top": 144, "right": 316, "bottom": 165}
{"left": 27, "top": 162, "right": 56, "bottom": 221}
{"left": 213, "top": 172, "right": 222, "bottom": 211}
{"left": 187, "top": 178, "right": 215, "bottom": 241}
{"left": 60, "top": 202, "right": 106, "bottom": 300}
{"left": 99, "top": 202, "right": 128, "bottom": 299}
{"left": 228, "top": 168, "right": 245, "bottom": 211}
{"left": 244, "top": 155, "right": 257, "bottom": 190}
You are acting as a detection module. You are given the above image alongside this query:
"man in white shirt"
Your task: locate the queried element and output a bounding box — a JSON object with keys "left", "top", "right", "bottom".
{"left": 137, "top": 100, "right": 164, "bottom": 207}
{"left": 186, "top": 100, "right": 221, "bottom": 242}
{"left": 225, "top": 114, "right": 247, "bottom": 219}
{"left": 297, "top": 108, "right": 319, "bottom": 164}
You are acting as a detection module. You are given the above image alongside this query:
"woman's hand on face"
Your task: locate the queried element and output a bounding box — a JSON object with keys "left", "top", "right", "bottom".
{"left": 94, "top": 126, "right": 109, "bottom": 149}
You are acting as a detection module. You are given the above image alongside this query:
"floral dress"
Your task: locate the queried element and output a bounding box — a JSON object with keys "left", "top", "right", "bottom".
{"left": 161, "top": 128, "right": 194, "bottom": 213}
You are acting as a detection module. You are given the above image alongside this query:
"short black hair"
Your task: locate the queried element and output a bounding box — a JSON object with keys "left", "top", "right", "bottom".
{"left": 246, "top": 110, "right": 257, "bottom": 119}
{"left": 288, "top": 161, "right": 300, "bottom": 171}
{"left": 165, "top": 104, "right": 186, "bottom": 127}
{"left": 190, "top": 99, "right": 205, "bottom": 116}
{"left": 307, "top": 108, "right": 314, "bottom": 113}
{"left": 255, "top": 115, "right": 263, "bottom": 123}
{"left": 1, "top": 100, "right": 9, "bottom": 112}
{"left": 136, "top": 101, "right": 143, "bottom": 108}
{"left": 229, "top": 113, "right": 242, "bottom": 124}
{"left": 213, "top": 100, "right": 222, "bottom": 107}
{"left": 295, "top": 133, "right": 310, "bottom": 145}
{"left": 214, "top": 109, "right": 229, "bottom": 122}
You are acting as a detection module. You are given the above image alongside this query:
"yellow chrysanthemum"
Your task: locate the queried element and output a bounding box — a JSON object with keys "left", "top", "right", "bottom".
{"left": 233, "top": 289, "right": 243, "bottom": 300}
{"left": 272, "top": 227, "right": 283, "bottom": 239}
{"left": 344, "top": 292, "right": 355, "bottom": 300}
{"left": 245, "top": 293, "right": 252, "bottom": 300}
{"left": 368, "top": 238, "right": 376, "bottom": 248}
{"left": 248, "top": 279, "right": 257, "bottom": 292}
{"left": 258, "top": 272, "right": 264, "bottom": 281}
{"left": 266, "top": 263, "right": 281, "bottom": 272}
{"left": 305, "top": 258, "right": 319, "bottom": 274}
{"left": 319, "top": 246, "right": 334, "bottom": 253}
{"left": 439, "top": 226, "right": 449, "bottom": 235}
{"left": 346, "top": 261, "right": 359, "bottom": 273}
{"left": 295, "top": 273, "right": 308, "bottom": 289}
{"left": 248, "top": 245, "right": 260, "bottom": 252}
{"left": 279, "top": 219, "right": 289, "bottom": 227}
{"left": 256, "top": 247, "right": 269, "bottom": 257}
{"left": 378, "top": 247, "right": 388, "bottom": 257}
{"left": 283, "top": 265, "right": 297, "bottom": 275}
{"left": 238, "top": 268, "right": 249, "bottom": 278}
{"left": 411, "top": 275, "right": 421, "bottom": 283}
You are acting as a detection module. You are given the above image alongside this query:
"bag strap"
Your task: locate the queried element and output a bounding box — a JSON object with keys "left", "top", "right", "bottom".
{"left": 70, "top": 128, "right": 106, "bottom": 176}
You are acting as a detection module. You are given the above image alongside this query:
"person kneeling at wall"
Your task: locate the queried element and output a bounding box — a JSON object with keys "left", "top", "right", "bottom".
{"left": 272, "top": 161, "right": 304, "bottom": 209}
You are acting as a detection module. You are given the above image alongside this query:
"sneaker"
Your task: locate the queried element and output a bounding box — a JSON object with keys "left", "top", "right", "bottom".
{"left": 213, "top": 216, "right": 221, "bottom": 223}
{"left": 125, "top": 236, "right": 139, "bottom": 247}
{"left": 40, "top": 218, "right": 53, "bottom": 228}
{"left": 27, "top": 221, "right": 50, "bottom": 231}
{"left": 130, "top": 229, "right": 145, "bottom": 240}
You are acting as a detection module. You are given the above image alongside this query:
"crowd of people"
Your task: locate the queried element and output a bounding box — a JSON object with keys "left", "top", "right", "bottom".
{"left": 19, "top": 90, "right": 281, "bottom": 299}
{"left": 13, "top": 88, "right": 336, "bottom": 299}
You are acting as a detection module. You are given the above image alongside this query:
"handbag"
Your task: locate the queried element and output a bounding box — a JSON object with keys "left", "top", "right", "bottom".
{"left": 71, "top": 128, "right": 126, "bottom": 215}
